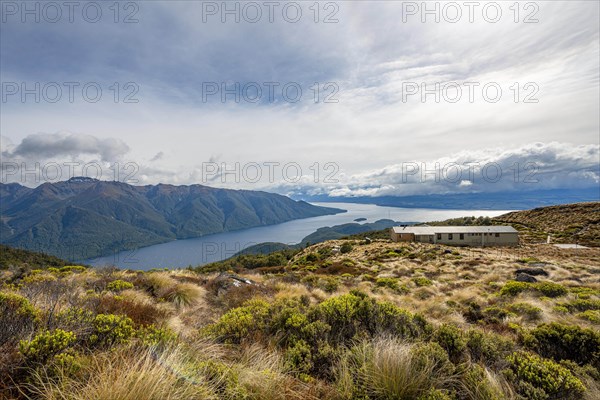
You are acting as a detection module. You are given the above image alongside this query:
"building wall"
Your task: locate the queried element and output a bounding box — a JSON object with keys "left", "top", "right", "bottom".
{"left": 390, "top": 230, "right": 415, "bottom": 242}
{"left": 391, "top": 229, "right": 519, "bottom": 246}
{"left": 415, "top": 235, "right": 434, "bottom": 243}
{"left": 433, "top": 232, "right": 519, "bottom": 247}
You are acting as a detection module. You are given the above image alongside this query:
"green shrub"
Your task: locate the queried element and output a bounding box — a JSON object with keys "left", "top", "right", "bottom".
{"left": 106, "top": 279, "right": 134, "bottom": 292}
{"left": 462, "top": 301, "right": 484, "bottom": 323}
{"left": 19, "top": 329, "right": 76, "bottom": 364}
{"left": 466, "top": 329, "right": 514, "bottom": 366}
{"left": 508, "top": 302, "right": 543, "bottom": 321}
{"left": 194, "top": 358, "right": 240, "bottom": 395}
{"left": 0, "top": 291, "right": 39, "bottom": 346}
{"left": 417, "top": 388, "right": 453, "bottom": 400}
{"left": 413, "top": 277, "right": 433, "bottom": 287}
{"left": 376, "top": 277, "right": 399, "bottom": 290}
{"left": 503, "top": 351, "right": 585, "bottom": 400}
{"left": 374, "top": 278, "right": 409, "bottom": 294}
{"left": 553, "top": 305, "right": 569, "bottom": 314}
{"left": 524, "top": 322, "right": 600, "bottom": 367}
{"left": 340, "top": 243, "right": 353, "bottom": 254}
{"left": 312, "top": 292, "right": 430, "bottom": 345}
{"left": 318, "top": 247, "right": 332, "bottom": 257}
{"left": 362, "top": 274, "right": 376, "bottom": 282}
{"left": 136, "top": 325, "right": 177, "bottom": 347}
{"left": 534, "top": 282, "right": 567, "bottom": 298}
{"left": 47, "top": 351, "right": 83, "bottom": 378}
{"left": 54, "top": 307, "right": 95, "bottom": 337}
{"left": 411, "top": 341, "right": 454, "bottom": 378}
{"left": 500, "top": 281, "right": 530, "bottom": 296}
{"left": 285, "top": 339, "right": 313, "bottom": 374}
{"left": 433, "top": 324, "right": 466, "bottom": 363}
{"left": 569, "top": 287, "right": 600, "bottom": 299}
{"left": 462, "top": 364, "right": 507, "bottom": 400}
{"left": 89, "top": 313, "right": 135, "bottom": 347}
{"left": 59, "top": 265, "right": 86, "bottom": 274}
{"left": 577, "top": 310, "right": 600, "bottom": 323}
{"left": 558, "top": 299, "right": 600, "bottom": 312}
{"left": 318, "top": 276, "right": 339, "bottom": 293}
{"left": 482, "top": 306, "right": 513, "bottom": 324}
{"left": 206, "top": 299, "right": 271, "bottom": 344}
{"left": 300, "top": 275, "right": 339, "bottom": 293}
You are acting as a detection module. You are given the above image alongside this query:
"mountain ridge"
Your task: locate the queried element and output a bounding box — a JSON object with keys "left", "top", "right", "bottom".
{"left": 0, "top": 179, "right": 343, "bottom": 260}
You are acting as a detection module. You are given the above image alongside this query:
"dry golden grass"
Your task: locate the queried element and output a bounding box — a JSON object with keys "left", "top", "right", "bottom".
{"left": 26, "top": 346, "right": 218, "bottom": 400}
{"left": 336, "top": 337, "right": 454, "bottom": 399}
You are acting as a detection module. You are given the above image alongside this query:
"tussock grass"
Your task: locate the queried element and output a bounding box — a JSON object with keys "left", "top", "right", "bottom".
{"left": 143, "top": 272, "right": 178, "bottom": 297}
{"left": 160, "top": 283, "right": 205, "bottom": 308}
{"left": 460, "top": 366, "right": 515, "bottom": 400}
{"left": 27, "top": 346, "right": 218, "bottom": 400}
{"left": 235, "top": 344, "right": 326, "bottom": 400}
{"left": 336, "top": 337, "right": 455, "bottom": 399}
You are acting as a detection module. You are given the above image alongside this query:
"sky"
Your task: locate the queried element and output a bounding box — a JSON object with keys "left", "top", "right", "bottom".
{"left": 1, "top": 1, "right": 599, "bottom": 198}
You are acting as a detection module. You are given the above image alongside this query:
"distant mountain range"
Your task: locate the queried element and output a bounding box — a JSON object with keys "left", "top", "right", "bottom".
{"left": 0, "top": 178, "right": 343, "bottom": 260}
{"left": 298, "top": 188, "right": 600, "bottom": 210}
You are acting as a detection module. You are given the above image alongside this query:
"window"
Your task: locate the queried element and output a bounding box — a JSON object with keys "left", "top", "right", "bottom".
{"left": 448, "top": 233, "right": 453, "bottom": 240}
{"left": 495, "top": 233, "right": 500, "bottom": 237}
{"left": 460, "top": 233, "right": 464, "bottom": 240}
{"left": 437, "top": 233, "right": 441, "bottom": 240}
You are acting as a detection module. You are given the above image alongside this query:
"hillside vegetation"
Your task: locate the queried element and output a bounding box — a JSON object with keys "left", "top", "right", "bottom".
{"left": 1, "top": 202, "right": 599, "bottom": 400}
{"left": 494, "top": 202, "right": 600, "bottom": 246}
{"left": 0, "top": 245, "right": 73, "bottom": 271}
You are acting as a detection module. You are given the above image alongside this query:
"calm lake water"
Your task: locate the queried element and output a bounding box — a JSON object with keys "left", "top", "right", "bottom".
{"left": 83, "top": 203, "right": 510, "bottom": 270}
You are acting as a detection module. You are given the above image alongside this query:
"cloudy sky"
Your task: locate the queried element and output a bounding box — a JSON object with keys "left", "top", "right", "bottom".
{"left": 1, "top": 1, "right": 599, "bottom": 197}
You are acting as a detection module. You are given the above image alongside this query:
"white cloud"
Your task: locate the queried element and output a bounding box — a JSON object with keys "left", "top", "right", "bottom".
{"left": 0, "top": 2, "right": 598, "bottom": 192}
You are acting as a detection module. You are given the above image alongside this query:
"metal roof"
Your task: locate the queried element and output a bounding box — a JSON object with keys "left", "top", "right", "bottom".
{"left": 392, "top": 225, "right": 517, "bottom": 235}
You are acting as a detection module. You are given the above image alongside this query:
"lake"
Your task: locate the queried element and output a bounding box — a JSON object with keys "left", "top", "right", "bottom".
{"left": 83, "top": 202, "right": 511, "bottom": 270}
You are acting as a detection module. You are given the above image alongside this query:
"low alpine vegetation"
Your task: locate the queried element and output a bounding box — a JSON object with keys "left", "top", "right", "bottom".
{"left": 1, "top": 236, "right": 599, "bottom": 400}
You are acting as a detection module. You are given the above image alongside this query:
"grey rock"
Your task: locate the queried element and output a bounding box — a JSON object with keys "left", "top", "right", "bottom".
{"left": 516, "top": 268, "right": 549, "bottom": 277}
{"left": 515, "top": 273, "right": 538, "bottom": 283}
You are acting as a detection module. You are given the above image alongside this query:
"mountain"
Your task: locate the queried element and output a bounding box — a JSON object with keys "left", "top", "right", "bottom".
{"left": 0, "top": 178, "right": 343, "bottom": 260}
{"left": 297, "top": 188, "right": 600, "bottom": 210}
{"left": 299, "top": 219, "right": 403, "bottom": 246}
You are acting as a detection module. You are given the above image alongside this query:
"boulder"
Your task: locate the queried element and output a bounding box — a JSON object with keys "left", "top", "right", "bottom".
{"left": 516, "top": 268, "right": 549, "bottom": 277}
{"left": 515, "top": 273, "right": 538, "bottom": 283}
{"left": 210, "top": 272, "right": 257, "bottom": 296}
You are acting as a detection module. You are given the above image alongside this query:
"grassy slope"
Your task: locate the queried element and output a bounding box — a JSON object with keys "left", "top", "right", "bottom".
{"left": 2, "top": 202, "right": 600, "bottom": 399}
{"left": 494, "top": 202, "right": 600, "bottom": 246}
